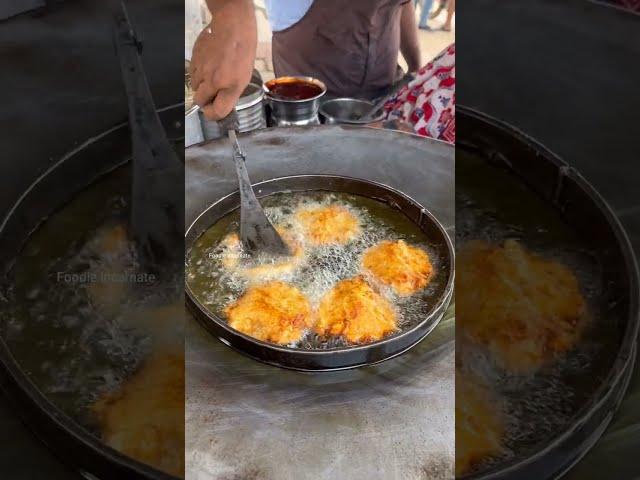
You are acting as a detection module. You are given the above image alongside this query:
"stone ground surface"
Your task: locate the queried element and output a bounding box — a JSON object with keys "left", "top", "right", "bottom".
{"left": 253, "top": 0, "right": 455, "bottom": 81}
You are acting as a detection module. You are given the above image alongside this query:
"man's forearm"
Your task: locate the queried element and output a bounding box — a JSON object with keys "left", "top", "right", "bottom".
{"left": 400, "top": 1, "right": 421, "bottom": 73}
{"left": 205, "top": 0, "right": 255, "bottom": 18}
{"left": 204, "top": 0, "right": 257, "bottom": 46}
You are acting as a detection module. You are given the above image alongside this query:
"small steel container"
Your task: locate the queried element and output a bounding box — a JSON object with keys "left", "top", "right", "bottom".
{"left": 264, "top": 76, "right": 327, "bottom": 127}
{"left": 185, "top": 104, "right": 204, "bottom": 147}
{"left": 235, "top": 82, "right": 267, "bottom": 132}
{"left": 200, "top": 82, "right": 266, "bottom": 140}
{"left": 185, "top": 82, "right": 267, "bottom": 146}
{"left": 320, "top": 98, "right": 386, "bottom": 125}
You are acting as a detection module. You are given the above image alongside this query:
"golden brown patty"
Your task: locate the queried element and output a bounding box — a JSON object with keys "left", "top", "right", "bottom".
{"left": 455, "top": 372, "right": 505, "bottom": 476}
{"left": 296, "top": 205, "right": 360, "bottom": 245}
{"left": 86, "top": 223, "right": 130, "bottom": 313}
{"left": 93, "top": 223, "right": 128, "bottom": 254}
{"left": 219, "top": 229, "right": 305, "bottom": 281}
{"left": 92, "top": 348, "right": 185, "bottom": 478}
{"left": 457, "top": 239, "right": 587, "bottom": 374}
{"left": 315, "top": 276, "right": 397, "bottom": 343}
{"left": 225, "top": 281, "right": 313, "bottom": 344}
{"left": 362, "top": 240, "right": 434, "bottom": 296}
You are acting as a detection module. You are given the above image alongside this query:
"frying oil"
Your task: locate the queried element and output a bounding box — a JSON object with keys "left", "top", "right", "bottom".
{"left": 456, "top": 151, "right": 620, "bottom": 474}
{"left": 0, "top": 165, "right": 182, "bottom": 435}
{"left": 186, "top": 192, "right": 447, "bottom": 349}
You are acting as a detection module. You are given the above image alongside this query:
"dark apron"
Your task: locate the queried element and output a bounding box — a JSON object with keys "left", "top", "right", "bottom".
{"left": 272, "top": 0, "right": 408, "bottom": 99}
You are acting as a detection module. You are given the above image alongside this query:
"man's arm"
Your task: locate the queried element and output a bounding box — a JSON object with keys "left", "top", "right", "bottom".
{"left": 190, "top": 0, "right": 257, "bottom": 120}
{"left": 399, "top": 1, "right": 421, "bottom": 74}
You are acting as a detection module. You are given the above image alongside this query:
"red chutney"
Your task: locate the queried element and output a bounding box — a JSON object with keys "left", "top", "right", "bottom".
{"left": 266, "top": 79, "right": 324, "bottom": 101}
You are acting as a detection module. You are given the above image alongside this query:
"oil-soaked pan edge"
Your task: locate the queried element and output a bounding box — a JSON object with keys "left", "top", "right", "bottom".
{"left": 185, "top": 174, "right": 455, "bottom": 372}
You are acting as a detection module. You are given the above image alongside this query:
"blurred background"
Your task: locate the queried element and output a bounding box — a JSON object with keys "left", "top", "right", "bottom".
{"left": 184, "top": 0, "right": 455, "bottom": 80}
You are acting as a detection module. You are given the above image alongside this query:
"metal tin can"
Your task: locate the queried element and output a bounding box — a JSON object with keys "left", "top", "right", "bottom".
{"left": 185, "top": 80, "right": 267, "bottom": 146}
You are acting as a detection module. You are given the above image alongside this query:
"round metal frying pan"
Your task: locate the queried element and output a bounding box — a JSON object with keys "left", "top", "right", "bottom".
{"left": 0, "top": 105, "right": 184, "bottom": 480}
{"left": 185, "top": 125, "right": 455, "bottom": 479}
{"left": 457, "top": 106, "right": 639, "bottom": 480}
{"left": 185, "top": 174, "right": 455, "bottom": 371}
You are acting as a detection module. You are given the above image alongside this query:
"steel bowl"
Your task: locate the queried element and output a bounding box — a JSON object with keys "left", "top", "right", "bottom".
{"left": 263, "top": 76, "right": 327, "bottom": 125}
{"left": 320, "top": 98, "right": 386, "bottom": 125}
{"left": 185, "top": 174, "right": 454, "bottom": 372}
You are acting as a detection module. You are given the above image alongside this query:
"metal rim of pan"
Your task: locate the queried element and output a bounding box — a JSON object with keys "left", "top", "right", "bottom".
{"left": 456, "top": 105, "right": 640, "bottom": 480}
{"left": 185, "top": 174, "right": 456, "bottom": 372}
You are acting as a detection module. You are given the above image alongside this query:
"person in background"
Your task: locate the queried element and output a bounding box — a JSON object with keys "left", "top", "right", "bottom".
{"left": 384, "top": 43, "right": 455, "bottom": 142}
{"left": 414, "top": 0, "right": 435, "bottom": 30}
{"left": 190, "top": 0, "right": 422, "bottom": 120}
{"left": 443, "top": 0, "right": 455, "bottom": 31}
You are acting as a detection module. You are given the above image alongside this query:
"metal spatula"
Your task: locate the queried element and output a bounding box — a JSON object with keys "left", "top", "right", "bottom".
{"left": 219, "top": 113, "right": 291, "bottom": 257}
{"left": 114, "top": 2, "right": 183, "bottom": 265}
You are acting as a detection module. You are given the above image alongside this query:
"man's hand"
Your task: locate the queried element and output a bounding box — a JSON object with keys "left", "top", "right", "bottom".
{"left": 189, "top": 0, "right": 257, "bottom": 120}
